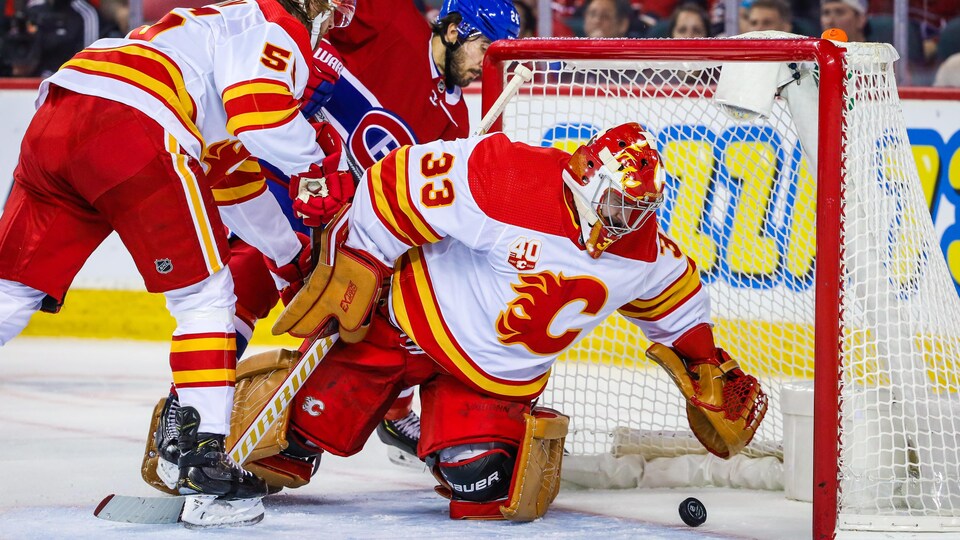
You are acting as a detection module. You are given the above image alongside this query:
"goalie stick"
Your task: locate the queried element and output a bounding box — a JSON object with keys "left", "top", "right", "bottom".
{"left": 93, "top": 332, "right": 339, "bottom": 525}
{"left": 474, "top": 64, "right": 533, "bottom": 136}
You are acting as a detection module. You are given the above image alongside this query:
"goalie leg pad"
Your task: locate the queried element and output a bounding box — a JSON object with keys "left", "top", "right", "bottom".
{"left": 225, "top": 347, "right": 301, "bottom": 466}
{"left": 499, "top": 407, "right": 570, "bottom": 521}
{"left": 140, "top": 396, "right": 180, "bottom": 495}
{"left": 419, "top": 374, "right": 529, "bottom": 458}
{"left": 646, "top": 343, "right": 767, "bottom": 459}
{"left": 288, "top": 333, "right": 409, "bottom": 456}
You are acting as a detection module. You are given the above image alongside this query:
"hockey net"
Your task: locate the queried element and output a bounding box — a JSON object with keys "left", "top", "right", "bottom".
{"left": 483, "top": 34, "right": 960, "bottom": 536}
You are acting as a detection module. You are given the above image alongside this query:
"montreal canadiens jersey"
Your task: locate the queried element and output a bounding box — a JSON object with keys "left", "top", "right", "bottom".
{"left": 347, "top": 133, "right": 712, "bottom": 400}
{"left": 322, "top": 0, "right": 469, "bottom": 169}
{"left": 39, "top": 0, "right": 323, "bottom": 185}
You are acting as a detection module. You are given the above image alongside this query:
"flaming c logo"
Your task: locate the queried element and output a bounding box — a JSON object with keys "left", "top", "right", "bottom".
{"left": 202, "top": 140, "right": 251, "bottom": 183}
{"left": 496, "top": 271, "right": 607, "bottom": 356}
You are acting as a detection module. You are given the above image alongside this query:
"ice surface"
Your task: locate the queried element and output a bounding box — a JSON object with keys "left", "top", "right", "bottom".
{"left": 0, "top": 338, "right": 810, "bottom": 539}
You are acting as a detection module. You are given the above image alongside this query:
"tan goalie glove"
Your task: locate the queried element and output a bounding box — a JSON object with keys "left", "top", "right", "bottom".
{"left": 500, "top": 407, "right": 570, "bottom": 521}
{"left": 645, "top": 326, "right": 768, "bottom": 459}
{"left": 272, "top": 205, "right": 386, "bottom": 343}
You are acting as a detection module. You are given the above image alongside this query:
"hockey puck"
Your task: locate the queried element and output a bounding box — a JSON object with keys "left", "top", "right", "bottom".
{"left": 678, "top": 497, "right": 707, "bottom": 527}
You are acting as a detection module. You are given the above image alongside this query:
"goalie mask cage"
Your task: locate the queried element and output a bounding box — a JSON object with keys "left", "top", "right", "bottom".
{"left": 482, "top": 36, "right": 960, "bottom": 538}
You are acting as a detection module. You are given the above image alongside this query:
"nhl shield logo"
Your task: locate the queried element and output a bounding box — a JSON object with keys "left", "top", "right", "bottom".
{"left": 155, "top": 258, "right": 173, "bottom": 274}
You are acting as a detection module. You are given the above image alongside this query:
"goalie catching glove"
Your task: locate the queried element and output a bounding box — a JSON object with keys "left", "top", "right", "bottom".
{"left": 645, "top": 323, "right": 767, "bottom": 459}
{"left": 272, "top": 206, "right": 388, "bottom": 343}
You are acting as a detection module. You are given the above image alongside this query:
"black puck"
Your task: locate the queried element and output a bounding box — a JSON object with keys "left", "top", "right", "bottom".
{"left": 678, "top": 497, "right": 707, "bottom": 527}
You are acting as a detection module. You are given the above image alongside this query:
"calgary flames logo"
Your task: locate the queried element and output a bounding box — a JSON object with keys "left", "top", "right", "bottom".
{"left": 496, "top": 271, "right": 607, "bottom": 356}
{"left": 202, "top": 140, "right": 251, "bottom": 183}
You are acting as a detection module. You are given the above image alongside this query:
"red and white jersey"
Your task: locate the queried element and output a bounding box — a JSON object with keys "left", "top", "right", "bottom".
{"left": 40, "top": 0, "right": 322, "bottom": 181}
{"left": 347, "top": 133, "right": 711, "bottom": 400}
{"left": 322, "top": 0, "right": 469, "bottom": 169}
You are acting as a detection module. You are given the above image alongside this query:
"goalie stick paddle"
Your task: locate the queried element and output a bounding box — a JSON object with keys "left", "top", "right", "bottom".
{"left": 93, "top": 332, "right": 339, "bottom": 524}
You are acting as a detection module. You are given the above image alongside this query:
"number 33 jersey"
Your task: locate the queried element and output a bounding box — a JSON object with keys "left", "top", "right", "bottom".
{"left": 347, "top": 133, "right": 713, "bottom": 400}
{"left": 39, "top": 0, "right": 323, "bottom": 178}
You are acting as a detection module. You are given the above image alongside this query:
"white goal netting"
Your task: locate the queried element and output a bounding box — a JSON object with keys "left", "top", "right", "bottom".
{"left": 490, "top": 35, "right": 960, "bottom": 533}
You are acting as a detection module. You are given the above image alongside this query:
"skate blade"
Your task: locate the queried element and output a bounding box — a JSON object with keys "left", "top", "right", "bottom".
{"left": 386, "top": 447, "right": 425, "bottom": 470}
{"left": 180, "top": 495, "right": 265, "bottom": 529}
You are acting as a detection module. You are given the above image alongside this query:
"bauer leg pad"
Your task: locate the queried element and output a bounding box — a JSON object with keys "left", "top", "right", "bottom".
{"left": 499, "top": 407, "right": 569, "bottom": 521}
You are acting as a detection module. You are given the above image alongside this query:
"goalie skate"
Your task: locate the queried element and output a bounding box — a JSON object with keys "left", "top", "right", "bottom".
{"left": 376, "top": 411, "right": 423, "bottom": 468}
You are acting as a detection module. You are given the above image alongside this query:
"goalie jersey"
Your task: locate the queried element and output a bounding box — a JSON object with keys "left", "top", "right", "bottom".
{"left": 38, "top": 0, "right": 323, "bottom": 191}
{"left": 347, "top": 133, "right": 713, "bottom": 400}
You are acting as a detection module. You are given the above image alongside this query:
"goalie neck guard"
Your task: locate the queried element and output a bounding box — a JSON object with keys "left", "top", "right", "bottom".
{"left": 562, "top": 122, "right": 666, "bottom": 258}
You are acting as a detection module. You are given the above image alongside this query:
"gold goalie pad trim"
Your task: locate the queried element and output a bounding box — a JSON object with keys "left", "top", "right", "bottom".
{"left": 140, "top": 397, "right": 179, "bottom": 495}
{"left": 272, "top": 211, "right": 382, "bottom": 343}
{"left": 645, "top": 343, "right": 768, "bottom": 459}
{"left": 499, "top": 407, "right": 570, "bottom": 521}
{"left": 225, "top": 348, "right": 311, "bottom": 489}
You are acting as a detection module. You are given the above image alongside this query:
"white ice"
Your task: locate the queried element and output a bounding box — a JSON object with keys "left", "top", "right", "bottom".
{"left": 0, "top": 338, "right": 811, "bottom": 539}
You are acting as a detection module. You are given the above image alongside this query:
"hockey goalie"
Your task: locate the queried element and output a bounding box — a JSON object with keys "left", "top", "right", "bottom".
{"left": 145, "top": 122, "right": 768, "bottom": 522}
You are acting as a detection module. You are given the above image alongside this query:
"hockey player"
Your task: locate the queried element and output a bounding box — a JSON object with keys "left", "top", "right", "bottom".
{"left": 324, "top": 0, "right": 522, "bottom": 459}
{"left": 0, "top": 0, "right": 355, "bottom": 527}
{"left": 229, "top": 123, "right": 769, "bottom": 520}
{"left": 231, "top": 0, "right": 522, "bottom": 461}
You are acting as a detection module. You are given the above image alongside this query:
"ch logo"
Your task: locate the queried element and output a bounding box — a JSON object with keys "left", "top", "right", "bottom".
{"left": 155, "top": 259, "right": 173, "bottom": 274}
{"left": 302, "top": 396, "right": 324, "bottom": 417}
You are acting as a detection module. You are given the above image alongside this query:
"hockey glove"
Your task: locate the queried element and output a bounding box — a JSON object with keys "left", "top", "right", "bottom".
{"left": 289, "top": 122, "right": 355, "bottom": 227}
{"left": 264, "top": 232, "right": 312, "bottom": 306}
{"left": 301, "top": 39, "right": 343, "bottom": 119}
{"left": 646, "top": 323, "right": 767, "bottom": 459}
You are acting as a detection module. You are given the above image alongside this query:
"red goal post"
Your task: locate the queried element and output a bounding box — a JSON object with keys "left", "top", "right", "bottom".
{"left": 482, "top": 35, "right": 960, "bottom": 539}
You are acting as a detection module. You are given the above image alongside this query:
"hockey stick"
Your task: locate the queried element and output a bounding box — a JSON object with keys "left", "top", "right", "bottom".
{"left": 473, "top": 64, "right": 533, "bottom": 136}
{"left": 93, "top": 332, "right": 339, "bottom": 524}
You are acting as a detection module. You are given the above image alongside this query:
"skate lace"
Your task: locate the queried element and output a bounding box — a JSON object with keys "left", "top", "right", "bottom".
{"left": 163, "top": 397, "right": 180, "bottom": 440}
{"left": 392, "top": 412, "right": 421, "bottom": 439}
{"left": 398, "top": 332, "right": 426, "bottom": 355}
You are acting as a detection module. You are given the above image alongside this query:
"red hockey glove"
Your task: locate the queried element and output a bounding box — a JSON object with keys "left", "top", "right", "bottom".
{"left": 264, "top": 232, "right": 312, "bottom": 306}
{"left": 289, "top": 122, "right": 355, "bottom": 227}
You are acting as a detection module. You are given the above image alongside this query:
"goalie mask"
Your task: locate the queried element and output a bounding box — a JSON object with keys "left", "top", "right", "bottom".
{"left": 562, "top": 122, "right": 666, "bottom": 258}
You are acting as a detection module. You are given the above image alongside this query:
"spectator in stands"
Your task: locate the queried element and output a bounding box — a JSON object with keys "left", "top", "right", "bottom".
{"left": 98, "top": 0, "right": 128, "bottom": 37}
{"left": 746, "top": 0, "right": 791, "bottom": 32}
{"left": 583, "top": 0, "right": 634, "bottom": 37}
{"left": 517, "top": 0, "right": 577, "bottom": 37}
{"left": 2, "top": 0, "right": 98, "bottom": 77}
{"left": 820, "top": 0, "right": 867, "bottom": 42}
{"left": 934, "top": 52, "right": 960, "bottom": 87}
{"left": 669, "top": 2, "right": 710, "bottom": 37}
{"left": 514, "top": 0, "right": 535, "bottom": 37}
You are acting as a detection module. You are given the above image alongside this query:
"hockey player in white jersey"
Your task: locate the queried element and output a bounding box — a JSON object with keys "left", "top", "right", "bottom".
{"left": 0, "top": 0, "right": 355, "bottom": 528}
{"left": 222, "top": 122, "right": 768, "bottom": 521}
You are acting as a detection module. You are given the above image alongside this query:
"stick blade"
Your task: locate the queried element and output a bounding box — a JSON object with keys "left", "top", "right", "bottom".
{"left": 94, "top": 494, "right": 185, "bottom": 524}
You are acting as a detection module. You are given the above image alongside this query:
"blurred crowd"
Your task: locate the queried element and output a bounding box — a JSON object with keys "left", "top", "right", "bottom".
{"left": 1, "top": 0, "right": 958, "bottom": 85}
